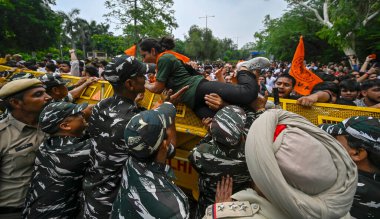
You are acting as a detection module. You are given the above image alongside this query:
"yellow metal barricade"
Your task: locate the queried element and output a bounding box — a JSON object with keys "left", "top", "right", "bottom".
{"left": 2, "top": 65, "right": 380, "bottom": 199}
{"left": 268, "top": 97, "right": 380, "bottom": 125}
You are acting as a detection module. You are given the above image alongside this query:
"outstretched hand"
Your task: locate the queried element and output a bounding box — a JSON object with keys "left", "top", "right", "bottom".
{"left": 297, "top": 95, "right": 318, "bottom": 107}
{"left": 163, "top": 85, "right": 189, "bottom": 105}
{"left": 215, "top": 175, "right": 233, "bottom": 203}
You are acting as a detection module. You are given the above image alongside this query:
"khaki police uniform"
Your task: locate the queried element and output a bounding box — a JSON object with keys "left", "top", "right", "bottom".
{"left": 0, "top": 78, "right": 46, "bottom": 217}
{"left": 203, "top": 189, "right": 289, "bottom": 219}
{"left": 0, "top": 114, "right": 45, "bottom": 217}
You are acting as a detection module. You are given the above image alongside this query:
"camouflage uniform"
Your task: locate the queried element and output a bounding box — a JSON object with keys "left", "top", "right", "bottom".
{"left": 353, "top": 170, "right": 380, "bottom": 219}
{"left": 23, "top": 102, "right": 91, "bottom": 219}
{"left": 111, "top": 102, "right": 189, "bottom": 219}
{"left": 82, "top": 96, "right": 141, "bottom": 218}
{"left": 38, "top": 73, "right": 74, "bottom": 102}
{"left": 82, "top": 55, "right": 151, "bottom": 219}
{"left": 189, "top": 106, "right": 264, "bottom": 219}
{"left": 320, "top": 116, "right": 380, "bottom": 219}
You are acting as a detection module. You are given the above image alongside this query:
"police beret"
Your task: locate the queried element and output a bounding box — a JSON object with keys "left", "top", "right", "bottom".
{"left": 0, "top": 78, "right": 43, "bottom": 99}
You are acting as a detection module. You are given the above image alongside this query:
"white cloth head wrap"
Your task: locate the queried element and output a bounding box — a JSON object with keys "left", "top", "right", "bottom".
{"left": 245, "top": 109, "right": 357, "bottom": 219}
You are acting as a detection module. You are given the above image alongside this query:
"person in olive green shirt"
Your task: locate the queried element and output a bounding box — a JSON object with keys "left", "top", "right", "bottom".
{"left": 140, "top": 36, "right": 266, "bottom": 119}
{"left": 0, "top": 78, "right": 52, "bottom": 219}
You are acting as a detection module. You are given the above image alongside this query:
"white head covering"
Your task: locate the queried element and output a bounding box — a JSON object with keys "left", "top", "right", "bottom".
{"left": 245, "top": 109, "right": 357, "bottom": 219}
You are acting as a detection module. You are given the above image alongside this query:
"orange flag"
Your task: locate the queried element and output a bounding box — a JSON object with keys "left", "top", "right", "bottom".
{"left": 124, "top": 45, "right": 136, "bottom": 56}
{"left": 290, "top": 36, "right": 322, "bottom": 95}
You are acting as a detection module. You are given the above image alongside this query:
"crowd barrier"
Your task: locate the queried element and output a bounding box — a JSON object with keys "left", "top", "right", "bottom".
{"left": 1, "top": 65, "right": 380, "bottom": 198}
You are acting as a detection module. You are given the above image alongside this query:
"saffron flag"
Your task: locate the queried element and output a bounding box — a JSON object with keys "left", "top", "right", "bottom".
{"left": 290, "top": 36, "right": 322, "bottom": 95}
{"left": 124, "top": 45, "right": 136, "bottom": 56}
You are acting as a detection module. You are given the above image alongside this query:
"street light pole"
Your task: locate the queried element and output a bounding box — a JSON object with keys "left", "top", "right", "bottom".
{"left": 199, "top": 15, "right": 215, "bottom": 59}
{"left": 234, "top": 36, "right": 240, "bottom": 49}
{"left": 199, "top": 15, "right": 215, "bottom": 31}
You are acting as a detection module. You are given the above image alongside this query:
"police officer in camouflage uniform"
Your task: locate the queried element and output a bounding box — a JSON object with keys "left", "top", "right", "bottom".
{"left": 82, "top": 55, "right": 165, "bottom": 219}
{"left": 23, "top": 102, "right": 91, "bottom": 218}
{"left": 189, "top": 105, "right": 257, "bottom": 219}
{"left": 320, "top": 117, "right": 380, "bottom": 219}
{"left": 111, "top": 102, "right": 189, "bottom": 219}
{"left": 38, "top": 73, "right": 97, "bottom": 103}
{"left": 0, "top": 79, "right": 51, "bottom": 218}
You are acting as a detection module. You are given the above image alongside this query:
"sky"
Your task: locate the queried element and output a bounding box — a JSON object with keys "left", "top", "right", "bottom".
{"left": 52, "top": 0, "right": 289, "bottom": 49}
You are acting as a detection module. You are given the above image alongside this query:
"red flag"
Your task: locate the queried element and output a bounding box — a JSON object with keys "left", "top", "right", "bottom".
{"left": 290, "top": 36, "right": 322, "bottom": 95}
{"left": 124, "top": 45, "right": 136, "bottom": 56}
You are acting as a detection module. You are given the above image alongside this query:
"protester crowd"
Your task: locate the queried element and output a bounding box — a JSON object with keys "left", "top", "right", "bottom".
{"left": 0, "top": 36, "right": 379, "bottom": 219}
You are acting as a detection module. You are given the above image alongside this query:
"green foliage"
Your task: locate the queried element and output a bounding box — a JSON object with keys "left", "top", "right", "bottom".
{"left": 173, "top": 39, "right": 186, "bottom": 55}
{"left": 104, "top": 0, "right": 178, "bottom": 43}
{"left": 254, "top": 8, "right": 347, "bottom": 63}
{"left": 285, "top": 0, "right": 380, "bottom": 59}
{"left": 183, "top": 25, "right": 243, "bottom": 61}
{"left": 0, "top": 0, "right": 62, "bottom": 53}
{"left": 15, "top": 46, "right": 79, "bottom": 62}
{"left": 91, "top": 34, "right": 132, "bottom": 57}
{"left": 58, "top": 9, "right": 111, "bottom": 58}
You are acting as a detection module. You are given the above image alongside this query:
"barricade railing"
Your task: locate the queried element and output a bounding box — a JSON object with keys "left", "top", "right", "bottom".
{"left": 2, "top": 65, "right": 380, "bottom": 198}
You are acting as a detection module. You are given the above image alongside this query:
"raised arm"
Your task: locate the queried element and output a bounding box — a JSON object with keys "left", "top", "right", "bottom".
{"left": 69, "top": 49, "right": 80, "bottom": 77}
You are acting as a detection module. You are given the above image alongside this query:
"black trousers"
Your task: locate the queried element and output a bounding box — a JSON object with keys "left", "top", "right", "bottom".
{"left": 193, "top": 70, "right": 258, "bottom": 119}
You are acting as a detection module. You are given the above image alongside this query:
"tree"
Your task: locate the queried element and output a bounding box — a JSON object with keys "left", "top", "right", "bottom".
{"left": 89, "top": 21, "right": 111, "bottom": 36}
{"left": 254, "top": 10, "right": 345, "bottom": 63}
{"left": 91, "top": 34, "right": 132, "bottom": 57}
{"left": 0, "top": 0, "right": 62, "bottom": 53}
{"left": 58, "top": 9, "right": 81, "bottom": 49}
{"left": 75, "top": 18, "right": 91, "bottom": 58}
{"left": 217, "top": 38, "right": 239, "bottom": 61}
{"left": 173, "top": 38, "right": 186, "bottom": 55}
{"left": 287, "top": 0, "right": 380, "bottom": 64}
{"left": 104, "top": 0, "right": 178, "bottom": 42}
{"left": 58, "top": 10, "right": 112, "bottom": 58}
{"left": 184, "top": 25, "right": 220, "bottom": 61}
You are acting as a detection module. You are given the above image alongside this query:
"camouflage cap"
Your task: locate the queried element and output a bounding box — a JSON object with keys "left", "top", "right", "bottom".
{"left": 39, "top": 102, "right": 88, "bottom": 134}
{"left": 38, "top": 73, "right": 69, "bottom": 89}
{"left": 0, "top": 78, "right": 43, "bottom": 99}
{"left": 319, "top": 116, "right": 380, "bottom": 154}
{"left": 9, "top": 72, "right": 35, "bottom": 81}
{"left": 210, "top": 105, "right": 247, "bottom": 147}
{"left": 103, "top": 55, "right": 155, "bottom": 84}
{"left": 124, "top": 102, "right": 176, "bottom": 159}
